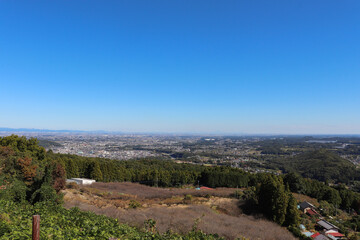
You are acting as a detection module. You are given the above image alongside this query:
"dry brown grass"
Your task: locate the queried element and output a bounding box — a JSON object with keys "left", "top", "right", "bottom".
{"left": 64, "top": 200, "right": 295, "bottom": 240}
{"left": 63, "top": 182, "right": 296, "bottom": 240}
{"left": 85, "top": 182, "right": 236, "bottom": 199}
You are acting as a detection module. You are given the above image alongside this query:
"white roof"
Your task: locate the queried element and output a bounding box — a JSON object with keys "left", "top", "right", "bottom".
{"left": 71, "top": 178, "right": 95, "bottom": 181}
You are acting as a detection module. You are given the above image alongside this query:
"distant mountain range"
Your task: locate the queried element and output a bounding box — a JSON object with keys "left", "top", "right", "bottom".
{"left": 0, "top": 127, "right": 359, "bottom": 137}
{"left": 0, "top": 127, "right": 109, "bottom": 133}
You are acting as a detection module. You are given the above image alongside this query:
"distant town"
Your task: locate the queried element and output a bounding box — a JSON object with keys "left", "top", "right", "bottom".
{"left": 2, "top": 130, "right": 360, "bottom": 176}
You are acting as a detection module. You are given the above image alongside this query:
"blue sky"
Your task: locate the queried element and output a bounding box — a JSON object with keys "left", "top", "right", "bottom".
{"left": 0, "top": 0, "right": 359, "bottom": 134}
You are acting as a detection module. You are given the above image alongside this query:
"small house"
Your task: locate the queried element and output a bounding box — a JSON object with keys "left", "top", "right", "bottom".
{"left": 311, "top": 232, "right": 321, "bottom": 238}
{"left": 312, "top": 233, "right": 330, "bottom": 240}
{"left": 316, "top": 220, "right": 339, "bottom": 232}
{"left": 66, "top": 178, "right": 96, "bottom": 185}
{"left": 325, "top": 231, "right": 346, "bottom": 240}
{"left": 300, "top": 201, "right": 316, "bottom": 213}
{"left": 306, "top": 208, "right": 320, "bottom": 217}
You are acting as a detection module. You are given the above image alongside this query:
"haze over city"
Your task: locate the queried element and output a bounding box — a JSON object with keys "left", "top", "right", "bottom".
{"left": 1, "top": 0, "right": 359, "bottom": 134}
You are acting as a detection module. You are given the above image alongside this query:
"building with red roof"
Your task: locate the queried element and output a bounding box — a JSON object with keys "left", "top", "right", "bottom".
{"left": 311, "top": 232, "right": 321, "bottom": 238}
{"left": 326, "top": 232, "right": 345, "bottom": 240}
{"left": 307, "top": 208, "right": 320, "bottom": 216}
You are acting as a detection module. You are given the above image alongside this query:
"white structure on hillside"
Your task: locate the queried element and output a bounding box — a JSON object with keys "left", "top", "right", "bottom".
{"left": 66, "top": 178, "right": 96, "bottom": 185}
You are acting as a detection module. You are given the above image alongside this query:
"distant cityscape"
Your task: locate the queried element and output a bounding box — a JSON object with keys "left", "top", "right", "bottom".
{"left": 2, "top": 129, "right": 360, "bottom": 176}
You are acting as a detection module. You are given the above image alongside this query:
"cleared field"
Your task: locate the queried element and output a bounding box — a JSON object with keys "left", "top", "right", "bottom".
{"left": 63, "top": 182, "right": 296, "bottom": 240}
{"left": 85, "top": 182, "right": 237, "bottom": 199}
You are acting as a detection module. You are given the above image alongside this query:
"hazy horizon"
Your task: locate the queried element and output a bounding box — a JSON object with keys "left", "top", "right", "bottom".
{"left": 1, "top": 1, "right": 359, "bottom": 134}
{"left": 1, "top": 126, "right": 360, "bottom": 137}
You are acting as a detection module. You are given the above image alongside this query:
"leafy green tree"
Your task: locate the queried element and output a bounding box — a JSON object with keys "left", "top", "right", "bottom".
{"left": 0, "top": 146, "right": 14, "bottom": 159}
{"left": 338, "top": 187, "right": 355, "bottom": 211}
{"left": 323, "top": 188, "right": 341, "bottom": 207}
{"left": 283, "top": 172, "right": 303, "bottom": 193}
{"left": 319, "top": 200, "right": 336, "bottom": 216}
{"left": 0, "top": 180, "right": 28, "bottom": 203}
{"left": 31, "top": 184, "right": 59, "bottom": 204}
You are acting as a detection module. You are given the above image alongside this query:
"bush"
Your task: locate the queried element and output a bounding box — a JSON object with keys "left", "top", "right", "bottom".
{"left": 0, "top": 220, "right": 11, "bottom": 237}
{"left": 66, "top": 182, "right": 79, "bottom": 189}
{"left": 232, "top": 190, "right": 243, "bottom": 199}
{"left": 144, "top": 219, "right": 157, "bottom": 233}
{"left": 128, "top": 200, "right": 141, "bottom": 209}
{"left": 0, "top": 180, "right": 28, "bottom": 203}
{"left": 31, "top": 184, "right": 60, "bottom": 204}
{"left": 184, "top": 194, "right": 193, "bottom": 201}
{"left": 287, "top": 225, "right": 312, "bottom": 240}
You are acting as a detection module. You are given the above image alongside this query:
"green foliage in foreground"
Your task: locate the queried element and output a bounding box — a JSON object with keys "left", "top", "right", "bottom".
{"left": 0, "top": 200, "right": 223, "bottom": 240}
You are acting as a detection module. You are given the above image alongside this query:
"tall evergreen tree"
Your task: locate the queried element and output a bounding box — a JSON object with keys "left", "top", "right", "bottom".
{"left": 285, "top": 193, "right": 300, "bottom": 227}
{"left": 258, "top": 175, "right": 289, "bottom": 225}
{"left": 90, "top": 162, "right": 103, "bottom": 181}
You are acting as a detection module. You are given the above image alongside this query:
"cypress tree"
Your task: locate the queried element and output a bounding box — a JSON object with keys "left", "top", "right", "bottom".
{"left": 285, "top": 193, "right": 300, "bottom": 227}
{"left": 90, "top": 162, "right": 103, "bottom": 181}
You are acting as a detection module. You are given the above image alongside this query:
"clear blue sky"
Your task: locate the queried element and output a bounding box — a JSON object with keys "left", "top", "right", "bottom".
{"left": 1, "top": 1, "right": 359, "bottom": 134}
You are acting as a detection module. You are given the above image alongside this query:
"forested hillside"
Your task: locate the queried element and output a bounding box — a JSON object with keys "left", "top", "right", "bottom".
{"left": 268, "top": 150, "right": 360, "bottom": 183}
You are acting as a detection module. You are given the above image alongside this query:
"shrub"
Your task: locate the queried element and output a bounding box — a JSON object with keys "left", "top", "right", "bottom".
{"left": 0, "top": 220, "right": 11, "bottom": 237}
{"left": 128, "top": 200, "right": 141, "bottom": 209}
{"left": 66, "top": 182, "right": 79, "bottom": 189}
{"left": 184, "top": 194, "right": 193, "bottom": 201}
{"left": 287, "top": 225, "right": 312, "bottom": 240}
{"left": 31, "top": 184, "right": 59, "bottom": 204}
{"left": 0, "top": 180, "right": 28, "bottom": 203}
{"left": 144, "top": 219, "right": 157, "bottom": 233}
{"left": 232, "top": 190, "right": 243, "bottom": 199}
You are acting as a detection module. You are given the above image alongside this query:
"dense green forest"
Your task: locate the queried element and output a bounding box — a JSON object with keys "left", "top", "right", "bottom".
{"left": 254, "top": 137, "right": 360, "bottom": 184}
{"left": 268, "top": 150, "right": 360, "bottom": 183}
{"left": 38, "top": 139, "right": 62, "bottom": 149}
